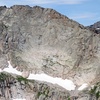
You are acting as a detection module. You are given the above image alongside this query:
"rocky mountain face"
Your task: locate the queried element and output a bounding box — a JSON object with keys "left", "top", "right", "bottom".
{"left": 0, "top": 5, "right": 100, "bottom": 100}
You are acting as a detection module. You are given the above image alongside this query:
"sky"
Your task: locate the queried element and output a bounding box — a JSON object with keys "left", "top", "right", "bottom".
{"left": 0, "top": 0, "right": 99, "bottom": 26}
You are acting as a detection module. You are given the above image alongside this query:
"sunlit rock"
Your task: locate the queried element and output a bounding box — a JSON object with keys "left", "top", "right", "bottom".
{"left": 22, "top": 71, "right": 29, "bottom": 78}
{"left": 0, "top": 5, "right": 100, "bottom": 100}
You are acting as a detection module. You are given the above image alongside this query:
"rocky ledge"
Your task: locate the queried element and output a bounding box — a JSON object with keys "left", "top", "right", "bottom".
{"left": 0, "top": 72, "right": 100, "bottom": 100}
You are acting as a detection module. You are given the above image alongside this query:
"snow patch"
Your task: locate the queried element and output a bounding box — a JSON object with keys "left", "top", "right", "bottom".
{"left": 0, "top": 61, "right": 89, "bottom": 91}
{"left": 0, "top": 69, "right": 3, "bottom": 72}
{"left": 78, "top": 83, "right": 88, "bottom": 90}
{"left": 28, "top": 73, "right": 76, "bottom": 90}
{"left": 96, "top": 28, "right": 100, "bottom": 30}
{"left": 3, "top": 61, "right": 22, "bottom": 75}
{"left": 13, "top": 99, "right": 26, "bottom": 100}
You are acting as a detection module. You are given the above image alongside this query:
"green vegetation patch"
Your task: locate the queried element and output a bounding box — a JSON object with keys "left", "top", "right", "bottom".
{"left": 37, "top": 87, "right": 49, "bottom": 98}
{"left": 89, "top": 82, "right": 100, "bottom": 99}
{"left": 67, "top": 96, "right": 71, "bottom": 100}
{"left": 16, "top": 76, "right": 29, "bottom": 84}
{"left": 0, "top": 73, "right": 9, "bottom": 81}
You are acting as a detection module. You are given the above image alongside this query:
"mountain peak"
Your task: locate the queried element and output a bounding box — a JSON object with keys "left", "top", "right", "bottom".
{"left": 0, "top": 5, "right": 100, "bottom": 100}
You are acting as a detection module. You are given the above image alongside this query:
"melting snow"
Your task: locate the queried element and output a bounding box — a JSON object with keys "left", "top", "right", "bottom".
{"left": 96, "top": 28, "right": 100, "bottom": 30}
{"left": 28, "top": 73, "right": 76, "bottom": 90}
{"left": 0, "top": 61, "right": 88, "bottom": 91}
{"left": 78, "top": 83, "right": 88, "bottom": 90}
{"left": 3, "top": 61, "right": 22, "bottom": 75}
{"left": 13, "top": 99, "right": 26, "bottom": 100}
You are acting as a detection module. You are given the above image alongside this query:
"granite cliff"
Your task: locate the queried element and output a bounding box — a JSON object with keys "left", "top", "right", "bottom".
{"left": 0, "top": 5, "right": 100, "bottom": 100}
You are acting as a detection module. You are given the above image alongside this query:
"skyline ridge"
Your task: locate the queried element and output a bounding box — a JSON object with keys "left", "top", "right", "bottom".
{"left": 0, "top": 0, "right": 99, "bottom": 26}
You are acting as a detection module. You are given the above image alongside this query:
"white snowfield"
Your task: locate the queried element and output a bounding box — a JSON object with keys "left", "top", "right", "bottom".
{"left": 28, "top": 73, "right": 76, "bottom": 90}
{"left": 0, "top": 61, "right": 88, "bottom": 92}
{"left": 96, "top": 28, "right": 100, "bottom": 30}
{"left": 78, "top": 83, "right": 88, "bottom": 90}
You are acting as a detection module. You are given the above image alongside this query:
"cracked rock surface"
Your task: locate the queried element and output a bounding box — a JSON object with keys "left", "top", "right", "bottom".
{"left": 0, "top": 5, "right": 100, "bottom": 87}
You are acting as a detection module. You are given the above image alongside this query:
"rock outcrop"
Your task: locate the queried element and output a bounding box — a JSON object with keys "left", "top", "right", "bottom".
{"left": 0, "top": 5, "right": 100, "bottom": 99}
{"left": 87, "top": 21, "right": 100, "bottom": 34}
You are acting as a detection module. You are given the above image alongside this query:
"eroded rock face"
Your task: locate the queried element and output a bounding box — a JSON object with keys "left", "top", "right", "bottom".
{"left": 0, "top": 5, "right": 100, "bottom": 87}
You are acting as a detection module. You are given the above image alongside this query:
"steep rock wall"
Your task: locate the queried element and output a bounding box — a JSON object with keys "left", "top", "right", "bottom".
{"left": 0, "top": 5, "right": 100, "bottom": 87}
